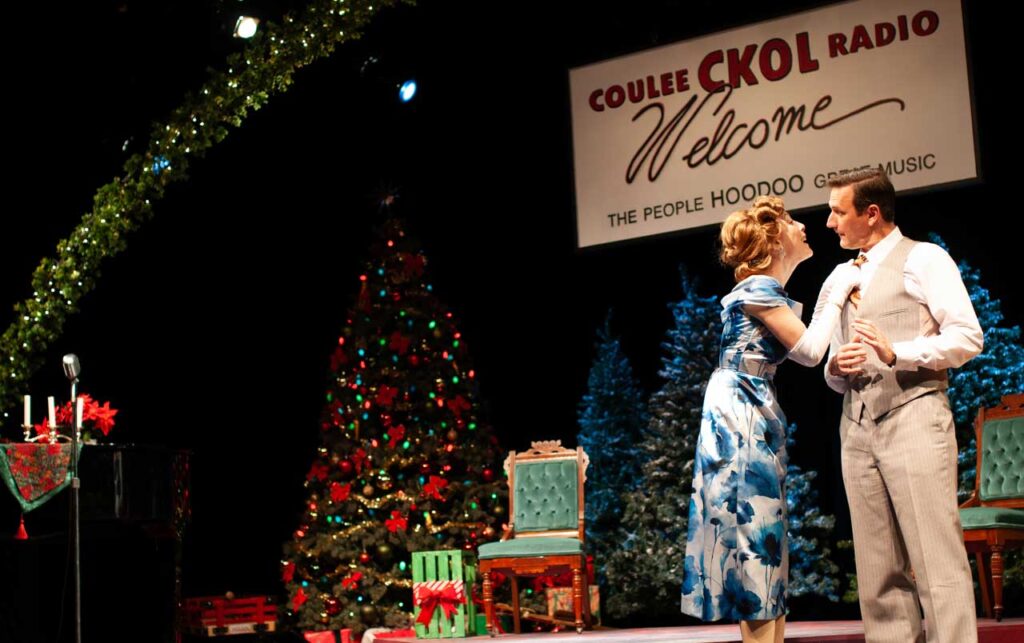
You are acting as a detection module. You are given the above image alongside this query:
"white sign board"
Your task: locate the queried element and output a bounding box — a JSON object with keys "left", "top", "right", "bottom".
{"left": 569, "top": 0, "right": 976, "bottom": 247}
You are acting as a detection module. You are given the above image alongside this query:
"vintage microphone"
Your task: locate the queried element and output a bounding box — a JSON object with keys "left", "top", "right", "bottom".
{"left": 62, "top": 353, "right": 83, "bottom": 643}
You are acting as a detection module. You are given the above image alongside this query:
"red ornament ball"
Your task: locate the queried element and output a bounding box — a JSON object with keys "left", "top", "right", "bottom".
{"left": 359, "top": 551, "right": 371, "bottom": 564}
{"left": 409, "top": 355, "right": 420, "bottom": 366}
{"left": 482, "top": 468, "right": 494, "bottom": 482}
{"left": 339, "top": 460, "right": 354, "bottom": 476}
{"left": 420, "top": 463, "right": 431, "bottom": 474}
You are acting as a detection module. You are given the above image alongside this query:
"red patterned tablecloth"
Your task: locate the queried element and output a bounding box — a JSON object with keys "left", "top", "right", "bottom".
{"left": 0, "top": 442, "right": 76, "bottom": 512}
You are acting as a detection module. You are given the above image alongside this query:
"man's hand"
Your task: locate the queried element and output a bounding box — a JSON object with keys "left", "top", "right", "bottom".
{"left": 851, "top": 319, "right": 896, "bottom": 366}
{"left": 830, "top": 337, "right": 869, "bottom": 376}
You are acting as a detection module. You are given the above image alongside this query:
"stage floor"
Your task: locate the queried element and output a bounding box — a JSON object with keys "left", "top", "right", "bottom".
{"left": 374, "top": 618, "right": 1023, "bottom": 642}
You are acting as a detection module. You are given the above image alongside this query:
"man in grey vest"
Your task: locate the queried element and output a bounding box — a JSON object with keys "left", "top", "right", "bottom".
{"left": 817, "top": 169, "right": 982, "bottom": 643}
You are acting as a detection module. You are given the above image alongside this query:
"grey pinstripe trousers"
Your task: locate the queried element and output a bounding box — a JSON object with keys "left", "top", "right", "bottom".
{"left": 840, "top": 392, "right": 977, "bottom": 643}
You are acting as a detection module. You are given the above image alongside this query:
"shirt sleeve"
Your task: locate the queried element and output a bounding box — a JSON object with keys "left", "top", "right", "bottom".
{"left": 891, "top": 243, "right": 984, "bottom": 370}
{"left": 816, "top": 266, "right": 851, "bottom": 393}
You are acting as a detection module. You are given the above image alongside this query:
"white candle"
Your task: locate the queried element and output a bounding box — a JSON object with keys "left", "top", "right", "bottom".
{"left": 76, "top": 397, "right": 84, "bottom": 430}
{"left": 47, "top": 396, "right": 56, "bottom": 428}
{"left": 24, "top": 395, "right": 31, "bottom": 427}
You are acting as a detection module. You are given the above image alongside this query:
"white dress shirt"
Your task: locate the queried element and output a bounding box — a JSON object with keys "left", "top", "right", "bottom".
{"left": 819, "top": 227, "right": 984, "bottom": 393}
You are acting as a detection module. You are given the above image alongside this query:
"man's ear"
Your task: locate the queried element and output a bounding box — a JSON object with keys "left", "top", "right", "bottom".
{"left": 865, "top": 204, "right": 882, "bottom": 227}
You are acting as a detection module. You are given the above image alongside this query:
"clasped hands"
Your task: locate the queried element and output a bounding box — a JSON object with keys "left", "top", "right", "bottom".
{"left": 830, "top": 319, "right": 896, "bottom": 377}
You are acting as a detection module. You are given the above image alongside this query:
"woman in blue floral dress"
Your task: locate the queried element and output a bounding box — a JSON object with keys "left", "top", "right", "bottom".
{"left": 680, "top": 196, "right": 860, "bottom": 643}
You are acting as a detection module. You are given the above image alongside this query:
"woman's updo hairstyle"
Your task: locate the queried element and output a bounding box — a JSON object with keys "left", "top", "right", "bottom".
{"left": 718, "top": 195, "right": 787, "bottom": 282}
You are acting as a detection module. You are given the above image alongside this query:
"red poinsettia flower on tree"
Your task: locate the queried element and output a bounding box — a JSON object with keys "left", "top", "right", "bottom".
{"left": 385, "top": 510, "right": 408, "bottom": 533}
{"left": 341, "top": 572, "right": 363, "bottom": 590}
{"left": 387, "top": 424, "right": 406, "bottom": 448}
{"left": 421, "top": 475, "right": 449, "bottom": 501}
{"left": 388, "top": 331, "right": 412, "bottom": 355}
{"left": 330, "top": 482, "right": 351, "bottom": 503}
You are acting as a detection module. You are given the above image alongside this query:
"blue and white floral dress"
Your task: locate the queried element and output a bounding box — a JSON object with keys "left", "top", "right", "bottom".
{"left": 681, "top": 275, "right": 798, "bottom": 622}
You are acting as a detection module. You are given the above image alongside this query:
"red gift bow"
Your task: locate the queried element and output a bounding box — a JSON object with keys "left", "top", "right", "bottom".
{"left": 413, "top": 580, "right": 465, "bottom": 626}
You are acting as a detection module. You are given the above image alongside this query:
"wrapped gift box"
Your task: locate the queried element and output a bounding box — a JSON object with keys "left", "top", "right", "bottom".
{"left": 544, "top": 586, "right": 600, "bottom": 624}
{"left": 303, "top": 629, "right": 353, "bottom": 643}
{"left": 411, "top": 550, "right": 476, "bottom": 638}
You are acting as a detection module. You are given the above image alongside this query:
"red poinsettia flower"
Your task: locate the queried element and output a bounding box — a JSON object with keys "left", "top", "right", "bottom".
{"left": 330, "top": 482, "right": 351, "bottom": 503}
{"left": 292, "top": 588, "right": 308, "bottom": 610}
{"left": 307, "top": 462, "right": 330, "bottom": 481}
{"left": 330, "top": 347, "right": 349, "bottom": 371}
{"left": 422, "top": 475, "right": 449, "bottom": 501}
{"left": 376, "top": 385, "right": 398, "bottom": 407}
{"left": 35, "top": 395, "right": 120, "bottom": 438}
{"left": 448, "top": 395, "right": 471, "bottom": 419}
{"left": 56, "top": 404, "right": 75, "bottom": 426}
{"left": 92, "top": 402, "right": 118, "bottom": 435}
{"left": 352, "top": 448, "right": 368, "bottom": 474}
{"left": 400, "top": 252, "right": 425, "bottom": 279}
{"left": 389, "top": 331, "right": 411, "bottom": 355}
{"left": 282, "top": 561, "right": 295, "bottom": 583}
{"left": 341, "top": 572, "right": 363, "bottom": 590}
{"left": 33, "top": 418, "right": 52, "bottom": 438}
{"left": 387, "top": 424, "right": 406, "bottom": 448}
{"left": 385, "top": 510, "right": 408, "bottom": 533}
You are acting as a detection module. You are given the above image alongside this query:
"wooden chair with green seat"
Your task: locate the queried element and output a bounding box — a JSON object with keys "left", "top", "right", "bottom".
{"left": 959, "top": 393, "right": 1024, "bottom": 621}
{"left": 478, "top": 440, "right": 592, "bottom": 635}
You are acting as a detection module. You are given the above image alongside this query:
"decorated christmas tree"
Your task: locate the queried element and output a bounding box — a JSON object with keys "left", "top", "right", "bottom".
{"left": 576, "top": 312, "right": 647, "bottom": 586}
{"left": 604, "top": 271, "right": 718, "bottom": 620}
{"left": 281, "top": 216, "right": 506, "bottom": 635}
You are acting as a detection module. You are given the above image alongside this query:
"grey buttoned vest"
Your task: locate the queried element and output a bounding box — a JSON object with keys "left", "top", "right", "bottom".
{"left": 841, "top": 237, "right": 948, "bottom": 422}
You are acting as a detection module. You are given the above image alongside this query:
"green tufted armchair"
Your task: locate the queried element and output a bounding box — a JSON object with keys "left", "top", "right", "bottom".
{"left": 478, "top": 440, "right": 592, "bottom": 635}
{"left": 959, "top": 393, "right": 1024, "bottom": 621}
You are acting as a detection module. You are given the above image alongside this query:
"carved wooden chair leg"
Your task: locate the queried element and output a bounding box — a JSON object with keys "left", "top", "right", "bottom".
{"left": 572, "top": 566, "right": 584, "bottom": 634}
{"left": 482, "top": 570, "right": 496, "bottom": 637}
{"left": 992, "top": 545, "right": 1005, "bottom": 622}
{"left": 510, "top": 575, "right": 521, "bottom": 633}
{"left": 975, "top": 552, "right": 992, "bottom": 618}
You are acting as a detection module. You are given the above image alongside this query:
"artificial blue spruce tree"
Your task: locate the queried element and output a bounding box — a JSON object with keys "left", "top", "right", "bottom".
{"left": 577, "top": 311, "right": 648, "bottom": 586}
{"left": 784, "top": 425, "right": 841, "bottom": 602}
{"left": 926, "top": 234, "right": 1024, "bottom": 499}
{"left": 604, "top": 268, "right": 843, "bottom": 620}
{"left": 928, "top": 233, "right": 1024, "bottom": 612}
{"left": 605, "top": 270, "right": 719, "bottom": 620}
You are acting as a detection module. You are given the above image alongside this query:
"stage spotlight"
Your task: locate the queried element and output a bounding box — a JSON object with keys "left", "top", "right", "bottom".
{"left": 233, "top": 16, "right": 259, "bottom": 39}
{"left": 398, "top": 80, "right": 417, "bottom": 103}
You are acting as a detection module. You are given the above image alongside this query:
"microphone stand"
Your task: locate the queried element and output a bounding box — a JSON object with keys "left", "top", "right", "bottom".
{"left": 68, "top": 378, "right": 83, "bottom": 643}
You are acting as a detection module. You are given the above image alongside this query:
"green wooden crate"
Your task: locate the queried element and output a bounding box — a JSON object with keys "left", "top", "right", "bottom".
{"left": 411, "top": 550, "right": 477, "bottom": 638}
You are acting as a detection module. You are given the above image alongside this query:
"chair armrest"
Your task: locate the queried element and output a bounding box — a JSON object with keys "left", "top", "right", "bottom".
{"left": 959, "top": 492, "right": 980, "bottom": 509}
